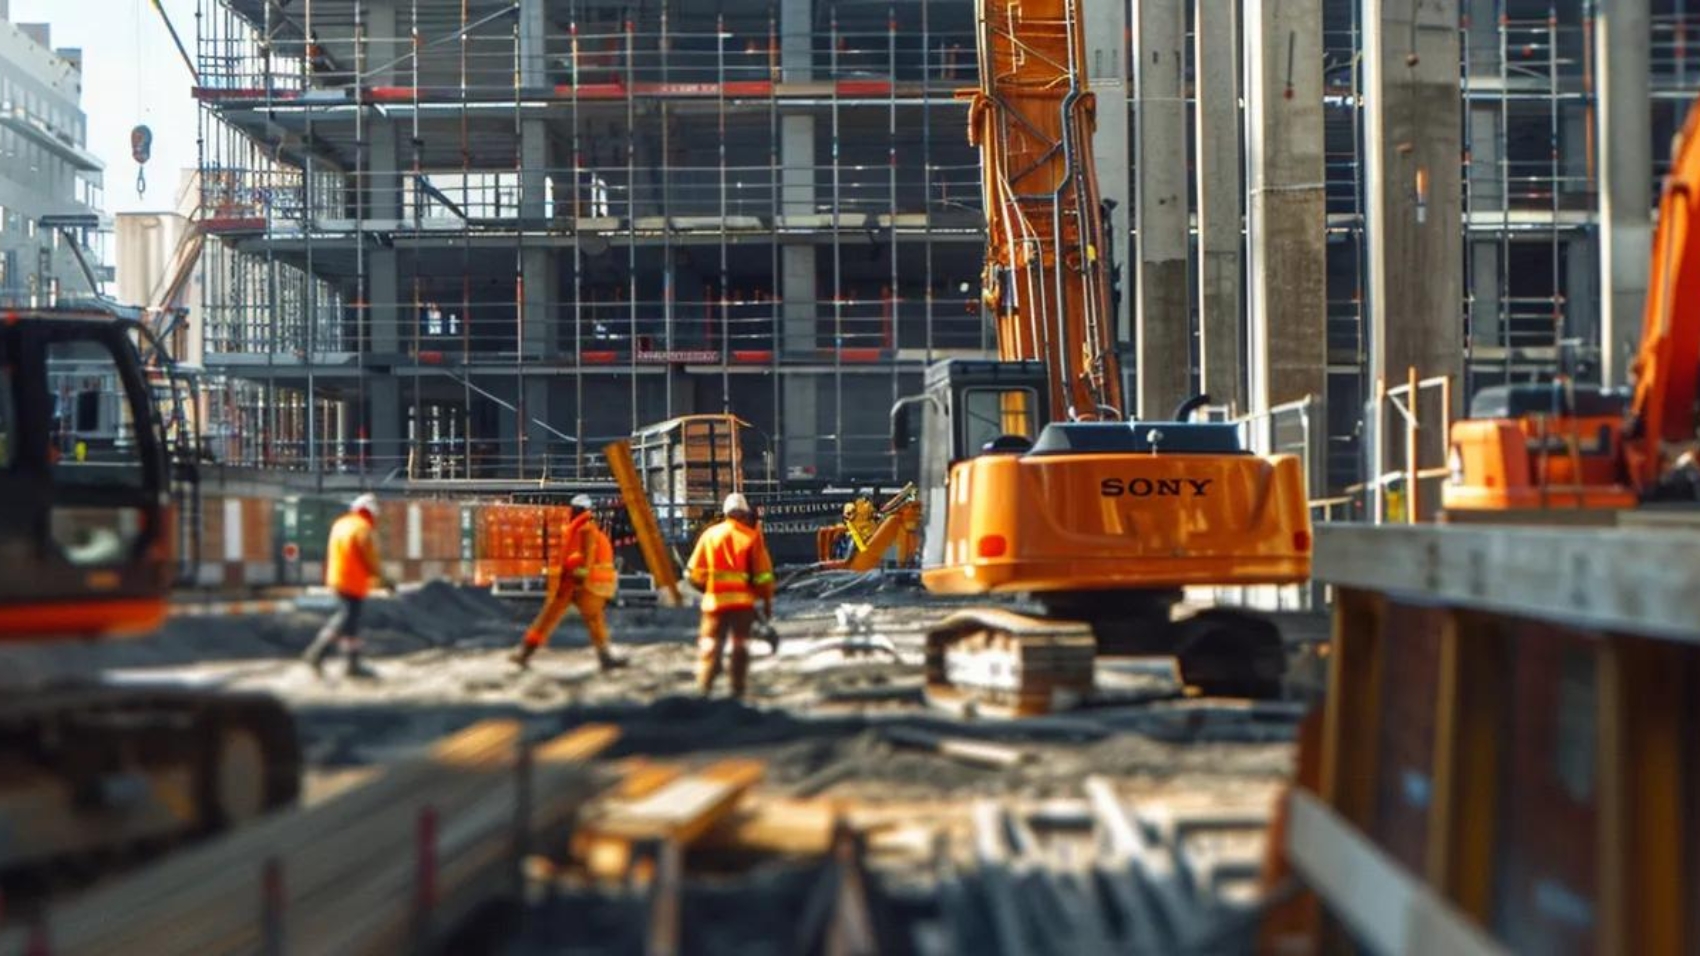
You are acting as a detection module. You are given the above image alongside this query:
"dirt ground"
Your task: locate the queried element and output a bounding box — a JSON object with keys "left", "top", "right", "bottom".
{"left": 0, "top": 580, "right": 1321, "bottom": 802}
{"left": 2, "top": 580, "right": 1327, "bottom": 953}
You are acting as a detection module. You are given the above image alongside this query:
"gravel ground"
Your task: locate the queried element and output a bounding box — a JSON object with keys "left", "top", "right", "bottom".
{"left": 0, "top": 581, "right": 1320, "bottom": 799}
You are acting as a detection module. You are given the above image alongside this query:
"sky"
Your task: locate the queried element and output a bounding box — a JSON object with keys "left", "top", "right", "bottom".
{"left": 13, "top": 0, "right": 202, "bottom": 215}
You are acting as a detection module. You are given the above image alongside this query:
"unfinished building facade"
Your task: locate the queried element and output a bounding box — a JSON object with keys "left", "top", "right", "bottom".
{"left": 195, "top": 0, "right": 1697, "bottom": 495}
{"left": 195, "top": 0, "right": 982, "bottom": 483}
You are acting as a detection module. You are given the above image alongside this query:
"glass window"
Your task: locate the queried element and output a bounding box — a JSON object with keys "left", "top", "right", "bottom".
{"left": 0, "top": 356, "right": 12, "bottom": 471}
{"left": 961, "top": 387, "right": 1037, "bottom": 454}
{"left": 44, "top": 338, "right": 144, "bottom": 489}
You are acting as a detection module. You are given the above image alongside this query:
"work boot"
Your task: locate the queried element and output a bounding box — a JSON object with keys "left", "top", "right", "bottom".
{"left": 729, "top": 647, "right": 751, "bottom": 701}
{"left": 596, "top": 646, "right": 627, "bottom": 672}
{"left": 509, "top": 643, "right": 537, "bottom": 670}
{"left": 344, "top": 653, "right": 379, "bottom": 681}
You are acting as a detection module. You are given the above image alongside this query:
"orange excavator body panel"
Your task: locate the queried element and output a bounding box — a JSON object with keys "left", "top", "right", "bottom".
{"left": 1445, "top": 94, "right": 1700, "bottom": 514}
{"left": 1444, "top": 416, "right": 1638, "bottom": 511}
{"left": 923, "top": 451, "right": 1311, "bottom": 596}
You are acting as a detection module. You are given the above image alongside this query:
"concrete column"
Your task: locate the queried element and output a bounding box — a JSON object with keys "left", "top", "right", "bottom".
{"left": 363, "top": 0, "right": 399, "bottom": 86}
{"left": 1566, "top": 233, "right": 1599, "bottom": 349}
{"left": 521, "top": 247, "right": 557, "bottom": 357}
{"left": 521, "top": 378, "right": 553, "bottom": 471}
{"left": 367, "top": 378, "right": 403, "bottom": 474}
{"left": 1470, "top": 241, "right": 1501, "bottom": 348}
{"left": 1463, "top": 0, "right": 1497, "bottom": 79}
{"left": 521, "top": 120, "right": 552, "bottom": 224}
{"left": 367, "top": 247, "right": 402, "bottom": 355}
{"left": 781, "top": 0, "right": 813, "bottom": 82}
{"left": 1468, "top": 103, "right": 1500, "bottom": 209}
{"left": 1363, "top": 0, "right": 1463, "bottom": 403}
{"left": 1245, "top": 0, "right": 1326, "bottom": 412}
{"left": 519, "top": 0, "right": 549, "bottom": 89}
{"left": 1083, "top": 0, "right": 1132, "bottom": 354}
{"left": 780, "top": 0, "right": 817, "bottom": 474}
{"left": 1132, "top": 0, "right": 1191, "bottom": 419}
{"left": 366, "top": 121, "right": 403, "bottom": 223}
{"left": 1195, "top": 0, "right": 1244, "bottom": 412}
{"left": 1596, "top": 0, "right": 1652, "bottom": 386}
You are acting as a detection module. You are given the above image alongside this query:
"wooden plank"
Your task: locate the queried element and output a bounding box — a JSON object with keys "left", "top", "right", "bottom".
{"left": 604, "top": 438, "right": 683, "bottom": 603}
{"left": 1285, "top": 789, "right": 1509, "bottom": 956}
{"left": 592, "top": 759, "right": 765, "bottom": 844}
{"left": 1423, "top": 611, "right": 1507, "bottom": 921}
{"left": 1320, "top": 588, "right": 1386, "bottom": 830}
{"left": 1596, "top": 636, "right": 1692, "bottom": 955}
{"left": 882, "top": 726, "right": 1030, "bottom": 769}
{"left": 697, "top": 797, "right": 839, "bottom": 856}
{"left": 1315, "top": 523, "right": 1700, "bottom": 644}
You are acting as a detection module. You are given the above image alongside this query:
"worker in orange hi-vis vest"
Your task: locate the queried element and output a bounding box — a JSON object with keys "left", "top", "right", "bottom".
{"left": 509, "top": 494, "right": 624, "bottom": 672}
{"left": 686, "top": 492, "right": 776, "bottom": 700}
{"left": 303, "top": 493, "right": 394, "bottom": 679}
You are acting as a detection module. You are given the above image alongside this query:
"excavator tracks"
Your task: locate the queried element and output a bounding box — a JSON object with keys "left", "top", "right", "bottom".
{"left": 0, "top": 686, "right": 302, "bottom": 883}
{"left": 922, "top": 608, "right": 1098, "bottom": 718}
{"left": 923, "top": 603, "right": 1290, "bottom": 718}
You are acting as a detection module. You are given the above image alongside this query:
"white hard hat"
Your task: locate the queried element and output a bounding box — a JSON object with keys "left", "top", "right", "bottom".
{"left": 351, "top": 492, "right": 380, "bottom": 518}
{"left": 723, "top": 492, "right": 751, "bottom": 515}
{"left": 570, "top": 493, "right": 594, "bottom": 510}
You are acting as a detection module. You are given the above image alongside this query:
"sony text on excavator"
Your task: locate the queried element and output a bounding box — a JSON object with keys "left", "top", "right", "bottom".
{"left": 890, "top": 0, "right": 1313, "bottom": 716}
{"left": 0, "top": 305, "right": 299, "bottom": 882}
{"left": 1443, "top": 94, "right": 1700, "bottom": 515}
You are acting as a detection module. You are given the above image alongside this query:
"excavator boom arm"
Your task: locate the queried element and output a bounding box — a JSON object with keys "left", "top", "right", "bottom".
{"left": 969, "top": 0, "right": 1122, "bottom": 422}
{"left": 1629, "top": 97, "right": 1700, "bottom": 484}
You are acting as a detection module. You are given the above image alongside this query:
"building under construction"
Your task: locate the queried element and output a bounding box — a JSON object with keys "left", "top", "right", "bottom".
{"left": 191, "top": 0, "right": 1690, "bottom": 493}
{"left": 194, "top": 0, "right": 982, "bottom": 484}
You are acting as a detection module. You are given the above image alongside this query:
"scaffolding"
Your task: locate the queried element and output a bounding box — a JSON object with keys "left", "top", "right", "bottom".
{"left": 190, "top": 0, "right": 1700, "bottom": 496}
{"left": 194, "top": 0, "right": 988, "bottom": 483}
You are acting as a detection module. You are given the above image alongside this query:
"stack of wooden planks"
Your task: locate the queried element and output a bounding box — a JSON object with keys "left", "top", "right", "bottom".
{"left": 0, "top": 720, "right": 618, "bottom": 956}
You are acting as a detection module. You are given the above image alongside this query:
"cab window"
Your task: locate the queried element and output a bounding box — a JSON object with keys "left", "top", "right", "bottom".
{"left": 962, "top": 387, "right": 1037, "bottom": 455}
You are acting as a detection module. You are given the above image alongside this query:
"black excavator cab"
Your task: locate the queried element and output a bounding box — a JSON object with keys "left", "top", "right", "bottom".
{"left": 0, "top": 308, "right": 174, "bottom": 638}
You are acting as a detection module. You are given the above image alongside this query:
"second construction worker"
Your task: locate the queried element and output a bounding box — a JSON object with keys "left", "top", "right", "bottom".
{"left": 687, "top": 492, "right": 775, "bottom": 699}
{"left": 509, "top": 494, "right": 623, "bottom": 671}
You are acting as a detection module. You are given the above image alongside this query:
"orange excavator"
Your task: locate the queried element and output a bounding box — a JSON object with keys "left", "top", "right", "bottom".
{"left": 0, "top": 305, "right": 299, "bottom": 881}
{"left": 1443, "top": 97, "right": 1700, "bottom": 514}
{"left": 891, "top": 0, "right": 1313, "bottom": 715}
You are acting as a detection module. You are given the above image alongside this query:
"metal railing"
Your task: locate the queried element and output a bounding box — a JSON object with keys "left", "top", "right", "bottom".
{"left": 1358, "top": 369, "right": 1454, "bottom": 524}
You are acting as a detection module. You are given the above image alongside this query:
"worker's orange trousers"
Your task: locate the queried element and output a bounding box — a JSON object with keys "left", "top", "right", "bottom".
{"left": 696, "top": 607, "right": 756, "bottom": 698}
{"left": 523, "top": 584, "right": 611, "bottom": 653}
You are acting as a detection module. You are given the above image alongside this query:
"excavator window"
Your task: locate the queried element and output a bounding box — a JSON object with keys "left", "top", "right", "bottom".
{"left": 962, "top": 386, "right": 1037, "bottom": 457}
{"left": 0, "top": 364, "right": 13, "bottom": 470}
{"left": 44, "top": 339, "right": 147, "bottom": 490}
{"left": 40, "top": 337, "right": 152, "bottom": 568}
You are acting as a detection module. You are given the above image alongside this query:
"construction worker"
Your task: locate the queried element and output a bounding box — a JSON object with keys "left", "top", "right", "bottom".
{"left": 686, "top": 492, "right": 775, "bottom": 700}
{"left": 509, "top": 494, "right": 623, "bottom": 671}
{"left": 303, "top": 492, "right": 393, "bottom": 679}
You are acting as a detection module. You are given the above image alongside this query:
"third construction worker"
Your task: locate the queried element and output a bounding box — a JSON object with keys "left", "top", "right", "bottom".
{"left": 509, "top": 494, "right": 624, "bottom": 671}
{"left": 687, "top": 492, "right": 775, "bottom": 700}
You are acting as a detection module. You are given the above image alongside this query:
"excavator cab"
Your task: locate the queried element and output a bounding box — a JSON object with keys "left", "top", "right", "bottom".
{"left": 892, "top": 359, "right": 1051, "bottom": 569}
{"left": 0, "top": 309, "right": 174, "bottom": 639}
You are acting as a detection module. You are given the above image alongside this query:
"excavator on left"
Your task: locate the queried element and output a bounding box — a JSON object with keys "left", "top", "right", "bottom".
{"left": 0, "top": 305, "right": 300, "bottom": 884}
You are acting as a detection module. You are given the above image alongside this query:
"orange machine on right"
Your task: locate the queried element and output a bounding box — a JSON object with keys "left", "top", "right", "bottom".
{"left": 1445, "top": 96, "right": 1700, "bottom": 513}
